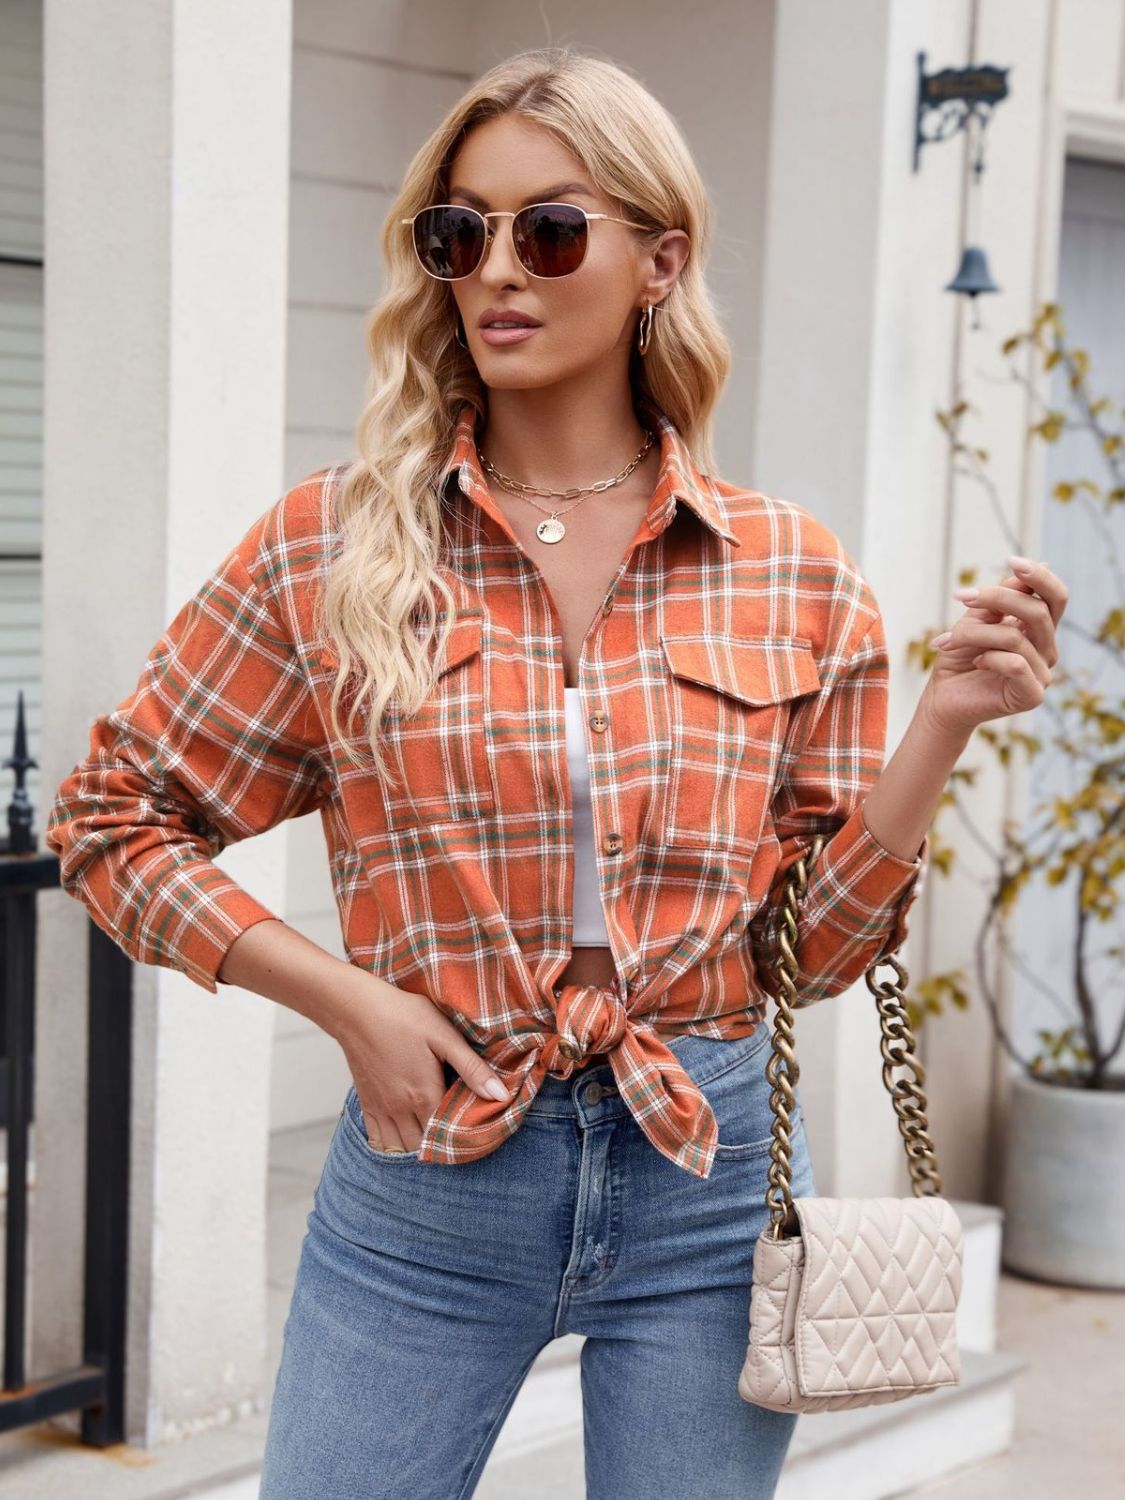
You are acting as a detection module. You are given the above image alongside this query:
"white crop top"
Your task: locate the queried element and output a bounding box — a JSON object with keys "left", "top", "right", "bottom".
{"left": 563, "top": 687, "right": 611, "bottom": 945}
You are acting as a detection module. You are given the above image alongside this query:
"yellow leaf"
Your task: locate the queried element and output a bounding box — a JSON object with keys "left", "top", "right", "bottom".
{"left": 1098, "top": 608, "right": 1125, "bottom": 648}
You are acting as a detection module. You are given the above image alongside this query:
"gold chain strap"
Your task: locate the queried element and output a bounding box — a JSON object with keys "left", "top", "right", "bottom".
{"left": 758, "top": 833, "right": 944, "bottom": 1241}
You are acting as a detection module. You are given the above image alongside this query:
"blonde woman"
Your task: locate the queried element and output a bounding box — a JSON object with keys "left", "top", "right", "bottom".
{"left": 47, "top": 46, "right": 1065, "bottom": 1500}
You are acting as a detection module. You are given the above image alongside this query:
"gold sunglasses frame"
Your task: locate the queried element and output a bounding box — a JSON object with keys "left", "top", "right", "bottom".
{"left": 398, "top": 201, "right": 654, "bottom": 281}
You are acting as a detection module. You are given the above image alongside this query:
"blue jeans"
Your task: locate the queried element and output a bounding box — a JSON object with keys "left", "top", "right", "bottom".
{"left": 258, "top": 1024, "right": 816, "bottom": 1499}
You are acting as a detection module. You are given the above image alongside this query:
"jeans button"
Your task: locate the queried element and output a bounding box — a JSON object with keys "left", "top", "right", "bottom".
{"left": 583, "top": 1081, "right": 603, "bottom": 1104}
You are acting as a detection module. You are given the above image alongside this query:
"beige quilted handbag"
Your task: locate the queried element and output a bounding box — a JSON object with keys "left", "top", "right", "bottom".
{"left": 739, "top": 833, "right": 964, "bottom": 1412}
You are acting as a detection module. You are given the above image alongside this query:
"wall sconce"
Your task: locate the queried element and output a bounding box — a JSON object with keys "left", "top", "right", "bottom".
{"left": 914, "top": 50, "right": 1011, "bottom": 329}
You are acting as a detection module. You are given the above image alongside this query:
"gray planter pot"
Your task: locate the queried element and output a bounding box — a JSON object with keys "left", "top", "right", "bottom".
{"left": 1000, "top": 1067, "right": 1125, "bottom": 1289}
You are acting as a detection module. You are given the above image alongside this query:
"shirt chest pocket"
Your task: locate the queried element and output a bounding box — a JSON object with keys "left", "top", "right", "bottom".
{"left": 659, "top": 632, "right": 821, "bottom": 856}
{"left": 318, "top": 612, "right": 495, "bottom": 831}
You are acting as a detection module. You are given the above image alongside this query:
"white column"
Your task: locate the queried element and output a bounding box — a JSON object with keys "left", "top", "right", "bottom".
{"left": 38, "top": 0, "right": 293, "bottom": 1445}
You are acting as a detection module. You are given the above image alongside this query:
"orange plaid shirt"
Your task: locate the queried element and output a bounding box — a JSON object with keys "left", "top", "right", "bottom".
{"left": 45, "top": 399, "right": 928, "bottom": 1179}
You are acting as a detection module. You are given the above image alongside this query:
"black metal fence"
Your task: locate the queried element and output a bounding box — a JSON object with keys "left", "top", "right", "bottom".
{"left": 0, "top": 689, "right": 130, "bottom": 1444}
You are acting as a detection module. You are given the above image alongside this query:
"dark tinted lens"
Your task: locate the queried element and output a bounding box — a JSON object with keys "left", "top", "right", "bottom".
{"left": 513, "top": 203, "right": 588, "bottom": 277}
{"left": 412, "top": 206, "right": 486, "bottom": 279}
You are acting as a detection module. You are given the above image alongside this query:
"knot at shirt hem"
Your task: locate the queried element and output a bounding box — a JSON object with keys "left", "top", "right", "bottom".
{"left": 540, "top": 981, "right": 629, "bottom": 1075}
{"left": 413, "top": 982, "right": 721, "bottom": 1180}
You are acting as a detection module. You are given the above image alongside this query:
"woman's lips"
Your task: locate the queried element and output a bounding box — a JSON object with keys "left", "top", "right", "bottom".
{"left": 478, "top": 324, "right": 542, "bottom": 346}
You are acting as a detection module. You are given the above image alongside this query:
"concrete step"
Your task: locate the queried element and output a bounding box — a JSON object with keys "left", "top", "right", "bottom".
{"left": 775, "top": 1347, "right": 1026, "bottom": 1500}
{"left": 951, "top": 1198, "right": 1004, "bottom": 1351}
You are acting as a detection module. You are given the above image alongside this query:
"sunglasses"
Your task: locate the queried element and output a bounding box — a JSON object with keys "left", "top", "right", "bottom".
{"left": 399, "top": 201, "right": 654, "bottom": 281}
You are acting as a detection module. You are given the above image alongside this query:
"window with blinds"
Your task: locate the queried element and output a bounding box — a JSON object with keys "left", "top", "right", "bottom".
{"left": 0, "top": 0, "right": 43, "bottom": 818}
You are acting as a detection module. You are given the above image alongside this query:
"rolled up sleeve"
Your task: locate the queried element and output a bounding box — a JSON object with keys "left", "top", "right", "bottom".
{"left": 45, "top": 525, "right": 330, "bottom": 993}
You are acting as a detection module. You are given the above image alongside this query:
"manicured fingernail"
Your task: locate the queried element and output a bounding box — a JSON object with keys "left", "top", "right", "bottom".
{"left": 953, "top": 587, "right": 979, "bottom": 601}
{"left": 1009, "top": 554, "right": 1034, "bottom": 572}
{"left": 484, "top": 1078, "right": 510, "bottom": 1101}
{"left": 930, "top": 631, "right": 953, "bottom": 647}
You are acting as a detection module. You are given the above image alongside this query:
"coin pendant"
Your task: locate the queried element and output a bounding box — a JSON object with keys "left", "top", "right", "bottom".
{"left": 536, "top": 516, "right": 566, "bottom": 544}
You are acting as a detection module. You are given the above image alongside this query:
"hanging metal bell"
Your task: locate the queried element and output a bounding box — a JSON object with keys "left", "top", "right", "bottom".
{"left": 945, "top": 245, "right": 1000, "bottom": 298}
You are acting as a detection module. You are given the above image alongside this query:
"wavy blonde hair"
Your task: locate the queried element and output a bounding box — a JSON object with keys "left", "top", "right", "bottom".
{"left": 317, "top": 44, "right": 732, "bottom": 783}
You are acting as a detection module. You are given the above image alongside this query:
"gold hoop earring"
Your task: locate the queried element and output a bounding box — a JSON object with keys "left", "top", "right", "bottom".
{"left": 637, "top": 302, "right": 658, "bottom": 356}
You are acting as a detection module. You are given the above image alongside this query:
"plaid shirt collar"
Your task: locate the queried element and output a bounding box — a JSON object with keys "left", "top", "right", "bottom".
{"left": 439, "top": 399, "right": 741, "bottom": 549}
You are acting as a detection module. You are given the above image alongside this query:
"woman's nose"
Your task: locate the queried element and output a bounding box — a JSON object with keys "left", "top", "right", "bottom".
{"left": 480, "top": 219, "right": 524, "bottom": 280}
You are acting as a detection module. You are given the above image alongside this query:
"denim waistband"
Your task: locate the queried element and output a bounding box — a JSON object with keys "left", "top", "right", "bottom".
{"left": 525, "top": 1023, "right": 773, "bottom": 1122}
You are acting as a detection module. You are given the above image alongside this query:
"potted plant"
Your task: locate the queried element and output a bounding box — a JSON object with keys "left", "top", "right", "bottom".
{"left": 908, "top": 300, "right": 1125, "bottom": 1289}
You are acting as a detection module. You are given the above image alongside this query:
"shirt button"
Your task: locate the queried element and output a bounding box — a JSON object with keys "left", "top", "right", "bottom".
{"left": 602, "top": 832, "right": 623, "bottom": 855}
{"left": 589, "top": 709, "right": 608, "bottom": 733}
{"left": 601, "top": 597, "right": 614, "bottom": 616}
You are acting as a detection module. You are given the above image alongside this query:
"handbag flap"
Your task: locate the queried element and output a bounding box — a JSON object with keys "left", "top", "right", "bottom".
{"left": 790, "top": 1195, "right": 964, "bottom": 1397}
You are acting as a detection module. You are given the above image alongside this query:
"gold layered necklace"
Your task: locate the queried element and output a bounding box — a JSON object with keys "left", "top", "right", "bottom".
{"left": 478, "top": 429, "right": 656, "bottom": 544}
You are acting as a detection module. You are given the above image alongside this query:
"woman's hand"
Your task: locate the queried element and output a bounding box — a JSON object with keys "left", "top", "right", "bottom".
{"left": 919, "top": 554, "right": 1067, "bottom": 739}
{"left": 331, "top": 977, "right": 511, "bottom": 1153}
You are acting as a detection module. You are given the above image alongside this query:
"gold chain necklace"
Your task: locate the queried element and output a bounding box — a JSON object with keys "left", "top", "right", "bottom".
{"left": 478, "top": 429, "right": 656, "bottom": 544}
